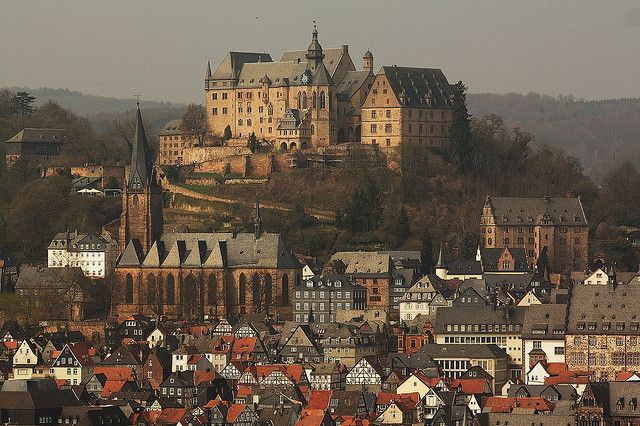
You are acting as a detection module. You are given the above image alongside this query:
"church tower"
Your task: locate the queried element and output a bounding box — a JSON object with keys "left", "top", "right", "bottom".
{"left": 119, "top": 104, "right": 163, "bottom": 254}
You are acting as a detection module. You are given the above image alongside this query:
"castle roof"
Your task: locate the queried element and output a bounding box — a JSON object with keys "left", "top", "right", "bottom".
{"left": 210, "top": 52, "right": 273, "bottom": 81}
{"left": 380, "top": 66, "right": 454, "bottom": 108}
{"left": 335, "top": 70, "right": 371, "bottom": 101}
{"left": 281, "top": 47, "right": 346, "bottom": 79}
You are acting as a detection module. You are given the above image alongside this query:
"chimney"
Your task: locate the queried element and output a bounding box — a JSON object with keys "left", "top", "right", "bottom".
{"left": 342, "top": 44, "right": 348, "bottom": 54}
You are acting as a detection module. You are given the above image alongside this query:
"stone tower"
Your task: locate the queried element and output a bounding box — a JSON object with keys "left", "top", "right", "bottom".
{"left": 363, "top": 50, "right": 374, "bottom": 73}
{"left": 119, "top": 104, "right": 163, "bottom": 254}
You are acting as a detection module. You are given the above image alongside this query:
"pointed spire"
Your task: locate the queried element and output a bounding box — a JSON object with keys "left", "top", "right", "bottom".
{"left": 206, "top": 60, "right": 212, "bottom": 79}
{"left": 306, "top": 21, "right": 324, "bottom": 70}
{"left": 128, "top": 103, "right": 154, "bottom": 191}
{"left": 436, "top": 243, "right": 445, "bottom": 268}
{"left": 254, "top": 195, "right": 262, "bottom": 240}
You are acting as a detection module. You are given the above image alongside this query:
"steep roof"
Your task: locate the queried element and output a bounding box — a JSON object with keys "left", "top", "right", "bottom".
{"left": 159, "top": 119, "right": 183, "bottom": 136}
{"left": 210, "top": 52, "right": 273, "bottom": 81}
{"left": 336, "top": 70, "right": 371, "bottom": 101}
{"left": 5, "top": 128, "right": 66, "bottom": 144}
{"left": 484, "top": 196, "right": 587, "bottom": 226}
{"left": 480, "top": 247, "right": 529, "bottom": 272}
{"left": 522, "top": 304, "right": 567, "bottom": 340}
{"left": 281, "top": 47, "right": 348, "bottom": 79}
{"left": 567, "top": 276, "right": 640, "bottom": 335}
{"left": 15, "top": 266, "right": 88, "bottom": 291}
{"left": 127, "top": 106, "right": 154, "bottom": 191}
{"left": 380, "top": 66, "right": 453, "bottom": 108}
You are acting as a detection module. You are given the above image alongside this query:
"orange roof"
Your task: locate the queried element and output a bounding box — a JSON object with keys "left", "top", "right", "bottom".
{"left": 101, "top": 380, "right": 128, "bottom": 397}
{"left": 296, "top": 409, "right": 328, "bottom": 426}
{"left": 450, "top": 378, "right": 490, "bottom": 394}
{"left": 189, "top": 325, "right": 210, "bottom": 336}
{"left": 376, "top": 392, "right": 420, "bottom": 409}
{"left": 307, "top": 390, "right": 332, "bottom": 410}
{"left": 484, "top": 397, "right": 554, "bottom": 413}
{"left": 4, "top": 341, "right": 17, "bottom": 350}
{"left": 204, "top": 399, "right": 231, "bottom": 409}
{"left": 227, "top": 404, "right": 249, "bottom": 423}
{"left": 156, "top": 408, "right": 187, "bottom": 424}
{"left": 188, "top": 354, "right": 204, "bottom": 365}
{"left": 93, "top": 366, "right": 136, "bottom": 381}
{"left": 545, "top": 362, "right": 568, "bottom": 376}
{"left": 55, "top": 379, "right": 66, "bottom": 389}
{"left": 340, "top": 417, "right": 371, "bottom": 426}
{"left": 544, "top": 375, "right": 590, "bottom": 385}
{"left": 236, "top": 387, "right": 254, "bottom": 398}
{"left": 195, "top": 370, "right": 216, "bottom": 386}
{"left": 232, "top": 337, "right": 257, "bottom": 354}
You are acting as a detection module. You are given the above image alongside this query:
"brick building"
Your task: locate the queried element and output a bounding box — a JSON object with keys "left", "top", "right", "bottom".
{"left": 480, "top": 196, "right": 588, "bottom": 273}
{"left": 113, "top": 106, "right": 300, "bottom": 321}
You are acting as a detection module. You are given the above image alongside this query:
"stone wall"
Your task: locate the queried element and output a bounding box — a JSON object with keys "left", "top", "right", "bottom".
{"left": 182, "top": 146, "right": 251, "bottom": 164}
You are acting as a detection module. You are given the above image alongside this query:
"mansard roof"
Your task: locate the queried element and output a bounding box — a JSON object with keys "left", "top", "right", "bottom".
{"left": 118, "top": 232, "right": 298, "bottom": 269}
{"left": 380, "top": 66, "right": 454, "bottom": 108}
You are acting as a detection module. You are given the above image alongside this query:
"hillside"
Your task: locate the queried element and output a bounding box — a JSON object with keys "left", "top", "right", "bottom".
{"left": 467, "top": 93, "right": 640, "bottom": 182}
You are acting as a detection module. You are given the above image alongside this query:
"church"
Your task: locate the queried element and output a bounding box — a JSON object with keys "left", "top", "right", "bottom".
{"left": 113, "top": 105, "right": 301, "bottom": 321}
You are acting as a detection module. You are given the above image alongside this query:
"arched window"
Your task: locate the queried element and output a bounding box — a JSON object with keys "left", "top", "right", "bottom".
{"left": 207, "top": 274, "right": 217, "bottom": 306}
{"left": 297, "top": 92, "right": 301, "bottom": 109}
{"left": 125, "top": 274, "right": 134, "bottom": 304}
{"left": 302, "top": 92, "right": 308, "bottom": 109}
{"left": 320, "top": 91, "right": 326, "bottom": 109}
{"left": 132, "top": 194, "right": 139, "bottom": 207}
{"left": 264, "top": 274, "right": 273, "bottom": 308}
{"left": 147, "top": 274, "right": 157, "bottom": 304}
{"left": 252, "top": 273, "right": 261, "bottom": 308}
{"left": 311, "top": 124, "right": 315, "bottom": 135}
{"left": 312, "top": 92, "right": 317, "bottom": 109}
{"left": 239, "top": 273, "right": 246, "bottom": 305}
{"left": 281, "top": 274, "right": 289, "bottom": 305}
{"left": 166, "top": 274, "right": 175, "bottom": 305}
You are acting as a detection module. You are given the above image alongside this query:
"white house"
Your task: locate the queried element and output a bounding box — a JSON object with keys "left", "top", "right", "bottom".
{"left": 12, "top": 340, "right": 40, "bottom": 379}
{"left": 48, "top": 230, "right": 118, "bottom": 278}
{"left": 521, "top": 304, "right": 567, "bottom": 382}
{"left": 399, "top": 275, "right": 452, "bottom": 321}
{"left": 396, "top": 371, "right": 432, "bottom": 399}
{"left": 51, "top": 343, "right": 94, "bottom": 385}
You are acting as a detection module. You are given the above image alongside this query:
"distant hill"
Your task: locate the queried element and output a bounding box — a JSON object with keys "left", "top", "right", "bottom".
{"left": 467, "top": 92, "right": 640, "bottom": 182}
{"left": 6, "top": 87, "right": 186, "bottom": 116}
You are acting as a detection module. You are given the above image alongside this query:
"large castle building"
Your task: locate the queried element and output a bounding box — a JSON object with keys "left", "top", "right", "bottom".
{"left": 204, "top": 26, "right": 375, "bottom": 150}
{"left": 113, "top": 106, "right": 300, "bottom": 321}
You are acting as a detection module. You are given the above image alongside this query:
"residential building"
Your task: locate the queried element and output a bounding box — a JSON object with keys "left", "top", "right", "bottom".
{"left": 345, "top": 356, "right": 385, "bottom": 390}
{"left": 292, "top": 275, "right": 366, "bottom": 323}
{"left": 565, "top": 272, "right": 640, "bottom": 381}
{"left": 158, "top": 119, "right": 198, "bottom": 165}
{"left": 4, "top": 128, "right": 66, "bottom": 166}
{"left": 522, "top": 304, "right": 567, "bottom": 380}
{"left": 360, "top": 66, "right": 453, "bottom": 152}
{"left": 318, "top": 322, "right": 383, "bottom": 368}
{"left": 12, "top": 340, "right": 41, "bottom": 380}
{"left": 51, "top": 343, "right": 95, "bottom": 386}
{"left": 278, "top": 324, "right": 322, "bottom": 363}
{"left": 48, "top": 230, "right": 119, "bottom": 278}
{"left": 418, "top": 344, "right": 509, "bottom": 394}
{"left": 399, "top": 274, "right": 453, "bottom": 321}
{"left": 480, "top": 196, "right": 589, "bottom": 272}
{"left": 577, "top": 382, "right": 640, "bottom": 425}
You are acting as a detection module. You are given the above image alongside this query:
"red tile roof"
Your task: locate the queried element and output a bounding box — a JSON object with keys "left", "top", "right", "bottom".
{"left": 93, "top": 366, "right": 136, "bottom": 381}
{"left": 100, "top": 380, "right": 128, "bottom": 398}
{"left": 484, "top": 397, "right": 554, "bottom": 413}
{"left": 227, "top": 404, "right": 249, "bottom": 423}
{"left": 296, "top": 409, "right": 328, "bottom": 426}
{"left": 450, "top": 378, "right": 491, "bottom": 395}
{"left": 156, "top": 408, "right": 187, "bottom": 424}
{"left": 307, "top": 390, "right": 332, "bottom": 410}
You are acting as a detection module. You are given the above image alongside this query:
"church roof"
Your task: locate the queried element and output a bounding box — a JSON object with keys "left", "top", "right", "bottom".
{"left": 118, "top": 232, "right": 299, "bottom": 269}
{"left": 127, "top": 106, "right": 154, "bottom": 191}
{"left": 380, "top": 66, "right": 454, "bottom": 108}
{"left": 281, "top": 47, "right": 346, "bottom": 79}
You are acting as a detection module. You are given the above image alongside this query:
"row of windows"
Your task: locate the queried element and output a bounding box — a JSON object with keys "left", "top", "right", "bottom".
{"left": 445, "top": 323, "right": 521, "bottom": 333}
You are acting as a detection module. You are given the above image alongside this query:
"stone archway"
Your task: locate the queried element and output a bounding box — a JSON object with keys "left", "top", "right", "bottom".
{"left": 280, "top": 142, "right": 287, "bottom": 152}
{"left": 289, "top": 142, "right": 297, "bottom": 150}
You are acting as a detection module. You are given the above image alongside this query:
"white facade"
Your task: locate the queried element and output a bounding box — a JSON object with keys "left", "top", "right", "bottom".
{"left": 523, "top": 338, "right": 565, "bottom": 384}
{"left": 48, "top": 231, "right": 118, "bottom": 278}
{"left": 12, "top": 341, "right": 38, "bottom": 379}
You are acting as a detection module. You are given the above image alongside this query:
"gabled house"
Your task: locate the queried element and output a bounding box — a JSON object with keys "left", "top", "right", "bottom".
{"left": 345, "top": 356, "right": 385, "bottom": 391}
{"left": 159, "top": 370, "right": 199, "bottom": 409}
{"left": 143, "top": 346, "right": 172, "bottom": 390}
{"left": 12, "top": 340, "right": 41, "bottom": 379}
{"left": 51, "top": 342, "right": 95, "bottom": 385}
{"left": 278, "top": 325, "right": 322, "bottom": 363}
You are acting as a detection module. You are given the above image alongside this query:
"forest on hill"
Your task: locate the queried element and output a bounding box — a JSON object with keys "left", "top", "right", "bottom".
{"left": 466, "top": 92, "right": 640, "bottom": 182}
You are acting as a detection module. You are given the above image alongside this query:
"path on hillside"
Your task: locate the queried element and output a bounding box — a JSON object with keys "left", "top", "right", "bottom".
{"left": 165, "top": 183, "right": 334, "bottom": 222}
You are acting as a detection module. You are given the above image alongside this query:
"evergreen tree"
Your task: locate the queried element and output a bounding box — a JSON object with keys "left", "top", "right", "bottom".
{"left": 345, "top": 179, "right": 382, "bottom": 233}
{"left": 307, "top": 306, "right": 315, "bottom": 323}
{"left": 420, "top": 229, "right": 434, "bottom": 274}
{"left": 537, "top": 246, "right": 550, "bottom": 276}
{"left": 384, "top": 206, "right": 411, "bottom": 248}
{"left": 248, "top": 132, "right": 259, "bottom": 153}
{"left": 449, "top": 81, "right": 473, "bottom": 173}
{"left": 223, "top": 125, "right": 232, "bottom": 141}
{"left": 10, "top": 91, "right": 36, "bottom": 117}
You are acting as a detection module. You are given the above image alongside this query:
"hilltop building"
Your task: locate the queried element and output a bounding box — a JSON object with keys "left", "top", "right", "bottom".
{"left": 114, "top": 105, "right": 300, "bottom": 321}
{"left": 204, "top": 26, "right": 375, "bottom": 150}
{"left": 48, "top": 231, "right": 119, "bottom": 278}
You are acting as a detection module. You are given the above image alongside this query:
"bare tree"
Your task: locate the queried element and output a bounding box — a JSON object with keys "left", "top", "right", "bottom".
{"left": 181, "top": 104, "right": 208, "bottom": 147}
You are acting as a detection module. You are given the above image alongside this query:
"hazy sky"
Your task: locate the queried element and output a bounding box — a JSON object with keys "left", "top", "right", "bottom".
{"left": 2, "top": 0, "right": 640, "bottom": 104}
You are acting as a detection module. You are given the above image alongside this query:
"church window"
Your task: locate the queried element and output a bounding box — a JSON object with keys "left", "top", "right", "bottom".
{"left": 312, "top": 92, "right": 317, "bottom": 109}
{"left": 281, "top": 274, "right": 289, "bottom": 305}
{"left": 297, "top": 92, "right": 301, "bottom": 109}
{"left": 133, "top": 194, "right": 139, "bottom": 207}
{"left": 147, "top": 274, "right": 157, "bottom": 304}
{"left": 125, "top": 274, "right": 134, "bottom": 304}
{"left": 239, "top": 274, "right": 247, "bottom": 305}
{"left": 264, "top": 274, "right": 273, "bottom": 308}
{"left": 311, "top": 125, "right": 315, "bottom": 135}
{"left": 320, "top": 91, "right": 326, "bottom": 109}
{"left": 302, "top": 92, "right": 308, "bottom": 109}
{"left": 166, "top": 274, "right": 175, "bottom": 304}
{"left": 252, "top": 273, "right": 261, "bottom": 308}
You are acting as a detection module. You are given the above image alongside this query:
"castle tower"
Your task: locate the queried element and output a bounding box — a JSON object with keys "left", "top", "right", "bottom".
{"left": 119, "top": 104, "right": 163, "bottom": 253}
{"left": 435, "top": 243, "right": 447, "bottom": 279}
{"left": 305, "top": 23, "right": 325, "bottom": 73}
{"left": 363, "top": 50, "right": 374, "bottom": 73}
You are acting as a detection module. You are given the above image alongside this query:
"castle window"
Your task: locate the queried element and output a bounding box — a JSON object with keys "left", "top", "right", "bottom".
{"left": 238, "top": 119, "right": 243, "bottom": 126}
{"left": 320, "top": 91, "right": 326, "bottom": 109}
{"left": 370, "top": 124, "right": 377, "bottom": 134}
{"left": 222, "top": 107, "right": 228, "bottom": 114}
{"left": 371, "top": 110, "right": 377, "bottom": 119}
{"left": 385, "top": 124, "right": 392, "bottom": 133}
{"left": 222, "top": 93, "right": 228, "bottom": 100}
{"left": 212, "top": 108, "right": 218, "bottom": 115}
{"left": 386, "top": 110, "right": 391, "bottom": 118}
{"left": 212, "top": 93, "right": 217, "bottom": 100}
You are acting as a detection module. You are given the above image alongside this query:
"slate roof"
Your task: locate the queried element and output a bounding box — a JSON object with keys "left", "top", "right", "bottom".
{"left": 508, "top": 384, "right": 577, "bottom": 401}
{"left": 380, "top": 66, "right": 454, "bottom": 108}
{"left": 567, "top": 276, "right": 640, "bottom": 335}
{"left": 118, "top": 231, "right": 299, "bottom": 269}
{"left": 433, "top": 305, "right": 526, "bottom": 333}
{"left": 127, "top": 106, "right": 155, "bottom": 191}
{"left": 159, "top": 119, "right": 183, "bottom": 136}
{"left": 327, "top": 251, "right": 391, "bottom": 276}
{"left": 15, "top": 266, "right": 88, "bottom": 291}
{"left": 484, "top": 196, "right": 587, "bottom": 226}
{"left": 210, "top": 52, "right": 273, "bottom": 81}
{"left": 521, "top": 304, "right": 567, "bottom": 340}
{"left": 447, "top": 260, "right": 482, "bottom": 275}
{"left": 5, "top": 128, "right": 66, "bottom": 144}
{"left": 336, "top": 70, "right": 372, "bottom": 102}
{"left": 419, "top": 344, "right": 507, "bottom": 360}
{"left": 281, "top": 47, "right": 348, "bottom": 78}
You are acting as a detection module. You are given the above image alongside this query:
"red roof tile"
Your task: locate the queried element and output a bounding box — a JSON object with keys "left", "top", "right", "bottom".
{"left": 307, "top": 390, "right": 332, "bottom": 410}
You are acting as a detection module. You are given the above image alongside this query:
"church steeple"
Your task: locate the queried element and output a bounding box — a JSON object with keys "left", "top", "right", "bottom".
{"left": 254, "top": 196, "right": 262, "bottom": 240}
{"left": 128, "top": 104, "right": 155, "bottom": 191}
{"left": 305, "top": 22, "right": 324, "bottom": 72}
